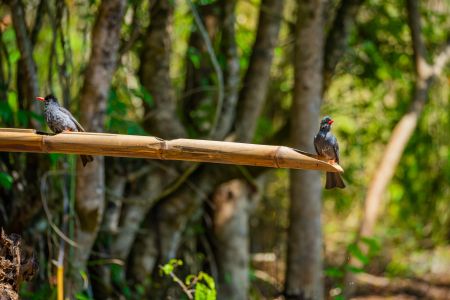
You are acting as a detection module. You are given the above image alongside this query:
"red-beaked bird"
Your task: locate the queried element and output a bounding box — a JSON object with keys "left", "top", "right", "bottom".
{"left": 314, "top": 116, "right": 345, "bottom": 189}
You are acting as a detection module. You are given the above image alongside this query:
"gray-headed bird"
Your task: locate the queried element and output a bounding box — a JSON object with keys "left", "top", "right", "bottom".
{"left": 36, "top": 95, "right": 94, "bottom": 167}
{"left": 314, "top": 116, "right": 345, "bottom": 189}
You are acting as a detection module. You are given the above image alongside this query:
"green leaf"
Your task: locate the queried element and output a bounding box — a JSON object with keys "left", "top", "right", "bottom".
{"left": 160, "top": 258, "right": 183, "bottom": 276}
{"left": 198, "top": 272, "right": 215, "bottom": 290}
{"left": 9, "top": 50, "right": 20, "bottom": 64}
{"left": 324, "top": 267, "right": 344, "bottom": 279}
{"left": 74, "top": 293, "right": 91, "bottom": 300}
{"left": 0, "top": 102, "right": 13, "bottom": 124}
{"left": 188, "top": 47, "right": 201, "bottom": 69}
{"left": 185, "top": 274, "right": 196, "bottom": 286}
{"left": 0, "top": 172, "right": 13, "bottom": 190}
{"left": 360, "top": 237, "right": 380, "bottom": 254}
{"left": 129, "top": 86, "right": 153, "bottom": 106}
{"left": 161, "top": 263, "right": 174, "bottom": 275}
{"left": 345, "top": 265, "right": 364, "bottom": 274}
{"left": 195, "top": 272, "right": 216, "bottom": 300}
{"left": 348, "top": 243, "right": 369, "bottom": 265}
{"left": 7, "top": 91, "right": 18, "bottom": 113}
{"left": 194, "top": 282, "right": 216, "bottom": 300}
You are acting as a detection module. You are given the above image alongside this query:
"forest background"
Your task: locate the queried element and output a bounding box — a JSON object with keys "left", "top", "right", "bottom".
{"left": 0, "top": 0, "right": 449, "bottom": 299}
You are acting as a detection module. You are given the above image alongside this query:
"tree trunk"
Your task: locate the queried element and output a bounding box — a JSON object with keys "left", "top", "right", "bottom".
{"left": 285, "top": 0, "right": 325, "bottom": 299}
{"left": 213, "top": 180, "right": 252, "bottom": 300}
{"left": 235, "top": 0, "right": 285, "bottom": 143}
{"left": 139, "top": 0, "right": 186, "bottom": 139}
{"left": 71, "top": 0, "right": 126, "bottom": 295}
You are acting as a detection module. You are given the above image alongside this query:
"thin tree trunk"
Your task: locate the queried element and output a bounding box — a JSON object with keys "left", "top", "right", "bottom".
{"left": 71, "top": 0, "right": 125, "bottom": 295}
{"left": 323, "top": 0, "right": 365, "bottom": 91}
{"left": 235, "top": 0, "right": 285, "bottom": 143}
{"left": 139, "top": 0, "right": 186, "bottom": 139}
{"left": 8, "top": 0, "right": 39, "bottom": 111}
{"left": 213, "top": 0, "right": 239, "bottom": 140}
{"left": 346, "top": 0, "right": 450, "bottom": 296}
{"left": 182, "top": 3, "right": 219, "bottom": 135}
{"left": 285, "top": 0, "right": 325, "bottom": 299}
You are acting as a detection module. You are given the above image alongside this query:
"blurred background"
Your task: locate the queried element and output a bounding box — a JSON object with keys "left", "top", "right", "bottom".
{"left": 0, "top": 0, "right": 449, "bottom": 299}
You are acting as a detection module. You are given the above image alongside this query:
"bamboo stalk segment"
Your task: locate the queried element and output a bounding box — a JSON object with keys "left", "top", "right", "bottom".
{"left": 0, "top": 128, "right": 343, "bottom": 172}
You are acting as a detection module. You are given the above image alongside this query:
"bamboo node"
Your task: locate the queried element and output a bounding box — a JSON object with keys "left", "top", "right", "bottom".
{"left": 156, "top": 139, "right": 168, "bottom": 160}
{"left": 41, "top": 135, "right": 49, "bottom": 153}
{"left": 273, "top": 146, "right": 283, "bottom": 168}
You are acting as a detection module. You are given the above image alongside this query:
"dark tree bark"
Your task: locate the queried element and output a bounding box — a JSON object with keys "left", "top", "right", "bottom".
{"left": 235, "top": 0, "right": 285, "bottom": 143}
{"left": 212, "top": 0, "right": 239, "bottom": 140}
{"left": 8, "top": 0, "right": 39, "bottom": 111}
{"left": 323, "top": 0, "right": 365, "bottom": 91}
{"left": 182, "top": 3, "right": 220, "bottom": 136}
{"left": 139, "top": 0, "right": 186, "bottom": 139}
{"left": 285, "top": 0, "right": 325, "bottom": 299}
{"left": 71, "top": 0, "right": 126, "bottom": 295}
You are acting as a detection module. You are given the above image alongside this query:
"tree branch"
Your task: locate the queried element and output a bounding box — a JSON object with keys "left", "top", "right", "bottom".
{"left": 186, "top": 0, "right": 224, "bottom": 139}
{"left": 211, "top": 0, "right": 239, "bottom": 140}
{"left": 323, "top": 0, "right": 365, "bottom": 91}
{"left": 30, "top": 0, "right": 45, "bottom": 47}
{"left": 406, "top": 0, "right": 430, "bottom": 79}
{"left": 431, "top": 38, "right": 450, "bottom": 76}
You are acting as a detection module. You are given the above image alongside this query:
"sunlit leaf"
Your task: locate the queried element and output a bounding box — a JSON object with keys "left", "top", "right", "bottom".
{"left": 0, "top": 172, "right": 13, "bottom": 190}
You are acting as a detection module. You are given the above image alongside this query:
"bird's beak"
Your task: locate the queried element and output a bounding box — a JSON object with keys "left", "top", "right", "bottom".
{"left": 328, "top": 120, "right": 334, "bottom": 125}
{"left": 36, "top": 97, "right": 45, "bottom": 102}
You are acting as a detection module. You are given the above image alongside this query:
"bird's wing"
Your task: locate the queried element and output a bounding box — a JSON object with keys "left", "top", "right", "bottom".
{"left": 313, "top": 135, "right": 320, "bottom": 155}
{"left": 58, "top": 106, "right": 86, "bottom": 132}
{"left": 332, "top": 136, "right": 340, "bottom": 164}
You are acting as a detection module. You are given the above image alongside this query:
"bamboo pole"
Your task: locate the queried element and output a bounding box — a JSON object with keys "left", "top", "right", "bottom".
{"left": 0, "top": 128, "right": 343, "bottom": 172}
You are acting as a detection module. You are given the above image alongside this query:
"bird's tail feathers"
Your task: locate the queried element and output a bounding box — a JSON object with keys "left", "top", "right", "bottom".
{"left": 325, "top": 172, "right": 345, "bottom": 189}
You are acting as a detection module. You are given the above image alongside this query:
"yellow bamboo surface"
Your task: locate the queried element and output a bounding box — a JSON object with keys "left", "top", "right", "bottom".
{"left": 0, "top": 128, "right": 343, "bottom": 173}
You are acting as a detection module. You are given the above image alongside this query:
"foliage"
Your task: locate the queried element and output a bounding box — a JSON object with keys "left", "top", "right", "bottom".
{"left": 160, "top": 259, "right": 216, "bottom": 300}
